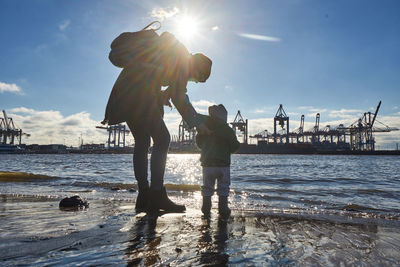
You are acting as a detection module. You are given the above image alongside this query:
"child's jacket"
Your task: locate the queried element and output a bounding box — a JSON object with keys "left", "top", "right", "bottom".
{"left": 196, "top": 116, "right": 240, "bottom": 167}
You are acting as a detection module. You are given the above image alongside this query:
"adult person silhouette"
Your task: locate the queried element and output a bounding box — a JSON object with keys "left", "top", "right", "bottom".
{"left": 102, "top": 23, "right": 212, "bottom": 218}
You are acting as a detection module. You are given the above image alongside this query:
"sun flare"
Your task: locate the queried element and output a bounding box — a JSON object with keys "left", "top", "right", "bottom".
{"left": 174, "top": 15, "right": 199, "bottom": 43}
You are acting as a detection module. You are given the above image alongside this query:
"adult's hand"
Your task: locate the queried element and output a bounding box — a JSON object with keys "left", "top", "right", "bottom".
{"left": 196, "top": 123, "right": 212, "bottom": 135}
{"left": 160, "top": 89, "right": 172, "bottom": 108}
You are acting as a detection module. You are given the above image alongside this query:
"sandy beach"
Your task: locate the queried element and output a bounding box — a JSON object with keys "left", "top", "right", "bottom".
{"left": 1, "top": 154, "right": 400, "bottom": 266}
{"left": 1, "top": 192, "right": 400, "bottom": 266}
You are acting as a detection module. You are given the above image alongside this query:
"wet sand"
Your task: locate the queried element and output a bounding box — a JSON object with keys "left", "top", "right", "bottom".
{"left": 1, "top": 194, "right": 400, "bottom": 266}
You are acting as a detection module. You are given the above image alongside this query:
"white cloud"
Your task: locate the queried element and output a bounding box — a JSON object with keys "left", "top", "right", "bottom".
{"left": 298, "top": 106, "right": 329, "bottom": 115}
{"left": 32, "top": 20, "right": 70, "bottom": 51}
{"left": 196, "top": 108, "right": 209, "bottom": 114}
{"left": 212, "top": 26, "right": 219, "bottom": 31}
{"left": 10, "top": 107, "right": 35, "bottom": 113}
{"left": 252, "top": 106, "right": 274, "bottom": 114}
{"left": 298, "top": 106, "right": 370, "bottom": 122}
{"left": 238, "top": 33, "right": 281, "bottom": 42}
{"left": 248, "top": 118, "right": 273, "bottom": 134}
{"left": 298, "top": 106, "right": 313, "bottom": 110}
{"left": 163, "top": 110, "right": 183, "bottom": 139}
{"left": 189, "top": 101, "right": 213, "bottom": 114}
{"left": 58, "top": 19, "right": 70, "bottom": 31}
{"left": 150, "top": 7, "right": 179, "bottom": 21}
{"left": 192, "top": 100, "right": 216, "bottom": 108}
{"left": 7, "top": 107, "right": 113, "bottom": 146}
{"left": 372, "top": 115, "right": 400, "bottom": 149}
{"left": 253, "top": 109, "right": 267, "bottom": 114}
{"left": 327, "top": 108, "right": 363, "bottom": 119}
{"left": 309, "top": 108, "right": 328, "bottom": 114}
{"left": 0, "top": 82, "right": 22, "bottom": 94}
{"left": 306, "top": 112, "right": 323, "bottom": 118}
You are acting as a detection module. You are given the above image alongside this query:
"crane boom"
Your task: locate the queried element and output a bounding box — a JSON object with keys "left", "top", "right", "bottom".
{"left": 371, "top": 100, "right": 381, "bottom": 128}
{"left": 300, "top": 115, "right": 304, "bottom": 133}
{"left": 2, "top": 110, "right": 10, "bottom": 129}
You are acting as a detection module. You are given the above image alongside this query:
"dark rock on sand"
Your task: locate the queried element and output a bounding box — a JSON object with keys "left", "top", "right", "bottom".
{"left": 59, "top": 195, "right": 89, "bottom": 210}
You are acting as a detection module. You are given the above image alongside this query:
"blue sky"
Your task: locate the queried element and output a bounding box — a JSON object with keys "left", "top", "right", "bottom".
{"left": 1, "top": 0, "right": 399, "bottom": 147}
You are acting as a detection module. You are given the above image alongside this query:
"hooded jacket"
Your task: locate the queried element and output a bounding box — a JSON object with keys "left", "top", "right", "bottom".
{"left": 196, "top": 115, "right": 240, "bottom": 167}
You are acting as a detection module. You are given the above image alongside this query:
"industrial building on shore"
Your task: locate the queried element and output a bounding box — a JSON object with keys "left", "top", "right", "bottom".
{"left": 1, "top": 102, "right": 399, "bottom": 155}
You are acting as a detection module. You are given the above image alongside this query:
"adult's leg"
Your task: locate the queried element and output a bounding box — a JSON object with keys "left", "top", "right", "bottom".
{"left": 146, "top": 116, "right": 170, "bottom": 190}
{"left": 145, "top": 114, "right": 186, "bottom": 213}
{"left": 127, "top": 120, "right": 151, "bottom": 191}
{"left": 127, "top": 120, "right": 151, "bottom": 212}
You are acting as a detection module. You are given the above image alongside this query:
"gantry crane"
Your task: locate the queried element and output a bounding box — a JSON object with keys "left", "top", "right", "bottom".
{"left": 250, "top": 129, "right": 269, "bottom": 142}
{"left": 1, "top": 110, "right": 30, "bottom": 145}
{"left": 347, "top": 100, "right": 399, "bottom": 151}
{"left": 230, "top": 110, "right": 248, "bottom": 144}
{"left": 178, "top": 119, "right": 196, "bottom": 144}
{"left": 96, "top": 124, "right": 130, "bottom": 149}
{"left": 312, "top": 113, "right": 320, "bottom": 144}
{"left": 273, "top": 104, "right": 289, "bottom": 143}
{"left": 245, "top": 101, "right": 398, "bottom": 151}
{"left": 292, "top": 115, "right": 305, "bottom": 143}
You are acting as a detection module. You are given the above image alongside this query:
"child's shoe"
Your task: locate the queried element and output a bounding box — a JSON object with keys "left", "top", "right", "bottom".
{"left": 201, "top": 196, "right": 212, "bottom": 217}
{"left": 218, "top": 196, "right": 231, "bottom": 219}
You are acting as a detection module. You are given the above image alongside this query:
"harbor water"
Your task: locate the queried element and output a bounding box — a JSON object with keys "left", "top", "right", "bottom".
{"left": 1, "top": 154, "right": 399, "bottom": 266}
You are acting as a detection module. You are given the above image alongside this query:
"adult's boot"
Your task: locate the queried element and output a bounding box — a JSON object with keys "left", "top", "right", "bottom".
{"left": 135, "top": 187, "right": 149, "bottom": 213}
{"left": 201, "top": 196, "right": 212, "bottom": 217}
{"left": 159, "top": 186, "right": 186, "bottom": 213}
{"left": 147, "top": 189, "right": 162, "bottom": 220}
{"left": 218, "top": 196, "right": 231, "bottom": 219}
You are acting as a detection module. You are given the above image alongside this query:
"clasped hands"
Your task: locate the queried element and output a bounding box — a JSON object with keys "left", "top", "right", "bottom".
{"left": 160, "top": 89, "right": 212, "bottom": 135}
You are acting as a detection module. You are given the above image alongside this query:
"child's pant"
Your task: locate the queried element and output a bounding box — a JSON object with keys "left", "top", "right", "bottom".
{"left": 202, "top": 167, "right": 230, "bottom": 197}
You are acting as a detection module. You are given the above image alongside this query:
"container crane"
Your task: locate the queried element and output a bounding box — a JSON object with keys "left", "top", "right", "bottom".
{"left": 292, "top": 115, "right": 305, "bottom": 143}
{"left": 230, "top": 110, "right": 248, "bottom": 144}
{"left": 178, "top": 119, "right": 196, "bottom": 144}
{"left": 348, "top": 100, "right": 382, "bottom": 151}
{"left": 312, "top": 113, "right": 321, "bottom": 144}
{"left": 273, "top": 104, "right": 289, "bottom": 143}
{"left": 337, "top": 101, "right": 398, "bottom": 151}
{"left": 250, "top": 130, "right": 269, "bottom": 142}
{"left": 0, "top": 110, "right": 29, "bottom": 145}
{"left": 96, "top": 124, "right": 130, "bottom": 149}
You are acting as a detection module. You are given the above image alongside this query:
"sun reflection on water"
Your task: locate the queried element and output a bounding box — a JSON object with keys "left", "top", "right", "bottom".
{"left": 165, "top": 154, "right": 202, "bottom": 185}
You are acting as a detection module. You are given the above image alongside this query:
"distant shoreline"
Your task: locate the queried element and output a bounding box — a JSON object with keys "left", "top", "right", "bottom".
{"left": 2, "top": 149, "right": 400, "bottom": 155}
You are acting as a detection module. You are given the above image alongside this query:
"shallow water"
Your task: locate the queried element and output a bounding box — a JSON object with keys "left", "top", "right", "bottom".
{"left": 1, "top": 154, "right": 400, "bottom": 265}
{"left": 1, "top": 154, "right": 400, "bottom": 217}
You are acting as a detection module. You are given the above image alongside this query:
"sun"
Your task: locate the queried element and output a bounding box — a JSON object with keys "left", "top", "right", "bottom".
{"left": 174, "top": 15, "right": 199, "bottom": 44}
